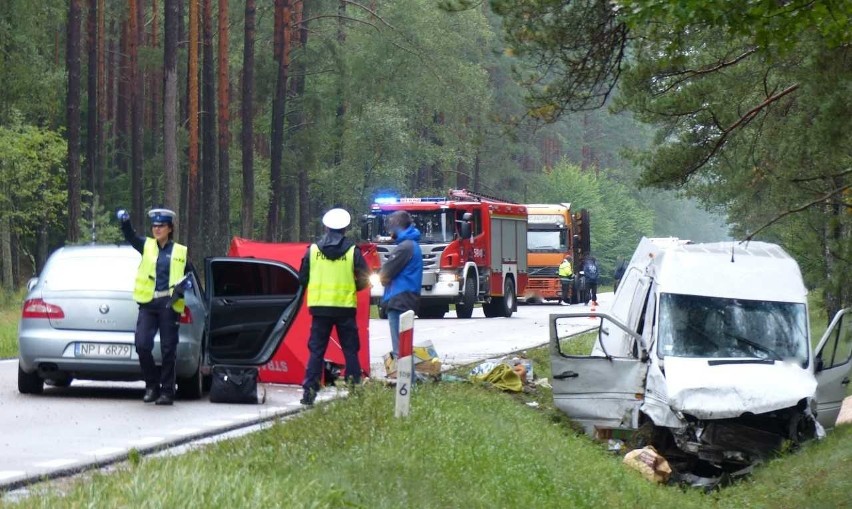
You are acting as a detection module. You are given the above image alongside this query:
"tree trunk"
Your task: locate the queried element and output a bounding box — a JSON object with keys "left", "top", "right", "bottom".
{"left": 201, "top": 0, "right": 219, "bottom": 254}
{"left": 67, "top": 0, "right": 83, "bottom": 243}
{"left": 240, "top": 0, "right": 256, "bottom": 238}
{"left": 217, "top": 0, "right": 231, "bottom": 248}
{"left": 129, "top": 0, "right": 144, "bottom": 230}
{"left": 164, "top": 0, "right": 180, "bottom": 232}
{"left": 267, "top": 0, "right": 291, "bottom": 241}
{"left": 86, "top": 0, "right": 98, "bottom": 219}
{"left": 292, "top": 0, "right": 310, "bottom": 240}
{"left": 473, "top": 151, "right": 481, "bottom": 191}
{"left": 96, "top": 0, "right": 106, "bottom": 200}
{"left": 116, "top": 21, "right": 129, "bottom": 176}
{"left": 283, "top": 0, "right": 304, "bottom": 241}
{"left": 1, "top": 217, "right": 12, "bottom": 289}
{"left": 187, "top": 0, "right": 201, "bottom": 258}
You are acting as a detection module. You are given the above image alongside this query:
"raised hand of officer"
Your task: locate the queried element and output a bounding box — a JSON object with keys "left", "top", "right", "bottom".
{"left": 116, "top": 208, "right": 130, "bottom": 223}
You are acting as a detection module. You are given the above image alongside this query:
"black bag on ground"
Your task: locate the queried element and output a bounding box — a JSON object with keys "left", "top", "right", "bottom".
{"left": 209, "top": 365, "right": 261, "bottom": 404}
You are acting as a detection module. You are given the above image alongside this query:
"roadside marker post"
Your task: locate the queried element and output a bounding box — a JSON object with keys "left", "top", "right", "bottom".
{"left": 394, "top": 310, "right": 415, "bottom": 418}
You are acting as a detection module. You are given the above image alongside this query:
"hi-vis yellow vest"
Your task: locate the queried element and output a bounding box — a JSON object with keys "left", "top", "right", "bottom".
{"left": 558, "top": 260, "right": 573, "bottom": 278}
{"left": 307, "top": 244, "right": 356, "bottom": 308}
{"left": 133, "top": 238, "right": 188, "bottom": 313}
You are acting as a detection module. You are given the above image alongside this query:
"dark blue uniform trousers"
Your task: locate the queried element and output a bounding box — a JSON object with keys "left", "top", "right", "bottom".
{"left": 135, "top": 297, "right": 180, "bottom": 395}
{"left": 303, "top": 315, "right": 362, "bottom": 395}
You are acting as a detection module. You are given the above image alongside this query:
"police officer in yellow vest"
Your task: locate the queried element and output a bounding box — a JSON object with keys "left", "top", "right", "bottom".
{"left": 119, "top": 207, "right": 189, "bottom": 405}
{"left": 558, "top": 255, "right": 574, "bottom": 305}
{"left": 298, "top": 208, "right": 370, "bottom": 405}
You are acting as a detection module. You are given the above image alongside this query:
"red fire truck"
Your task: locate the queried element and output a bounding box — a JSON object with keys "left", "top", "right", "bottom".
{"left": 362, "top": 189, "right": 528, "bottom": 319}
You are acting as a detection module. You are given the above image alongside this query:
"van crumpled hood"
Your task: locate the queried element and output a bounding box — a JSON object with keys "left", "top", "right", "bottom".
{"left": 665, "top": 357, "right": 817, "bottom": 419}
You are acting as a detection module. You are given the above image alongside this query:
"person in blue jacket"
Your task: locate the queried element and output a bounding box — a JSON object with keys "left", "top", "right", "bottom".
{"left": 582, "top": 255, "right": 600, "bottom": 306}
{"left": 379, "top": 211, "right": 423, "bottom": 359}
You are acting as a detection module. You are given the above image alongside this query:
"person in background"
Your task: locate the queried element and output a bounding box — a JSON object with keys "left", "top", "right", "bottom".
{"left": 379, "top": 211, "right": 423, "bottom": 360}
{"left": 299, "top": 208, "right": 370, "bottom": 406}
{"left": 558, "top": 255, "right": 574, "bottom": 305}
{"left": 613, "top": 256, "right": 628, "bottom": 293}
{"left": 582, "top": 255, "right": 600, "bottom": 306}
{"left": 119, "top": 207, "right": 191, "bottom": 406}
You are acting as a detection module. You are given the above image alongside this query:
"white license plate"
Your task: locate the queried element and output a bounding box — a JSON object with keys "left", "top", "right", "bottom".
{"left": 75, "top": 343, "right": 132, "bottom": 358}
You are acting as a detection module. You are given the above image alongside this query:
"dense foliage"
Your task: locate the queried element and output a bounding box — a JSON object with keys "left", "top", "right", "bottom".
{"left": 0, "top": 0, "right": 727, "bottom": 289}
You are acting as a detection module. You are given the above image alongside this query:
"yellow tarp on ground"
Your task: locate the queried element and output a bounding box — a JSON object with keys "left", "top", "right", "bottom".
{"left": 470, "top": 363, "right": 523, "bottom": 392}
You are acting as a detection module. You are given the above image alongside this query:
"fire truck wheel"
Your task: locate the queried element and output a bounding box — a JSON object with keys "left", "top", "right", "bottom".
{"left": 500, "top": 278, "right": 516, "bottom": 318}
{"left": 418, "top": 305, "right": 447, "bottom": 319}
{"left": 455, "top": 276, "right": 476, "bottom": 318}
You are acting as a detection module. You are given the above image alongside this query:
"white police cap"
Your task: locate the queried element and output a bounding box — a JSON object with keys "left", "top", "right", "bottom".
{"left": 148, "top": 208, "right": 176, "bottom": 224}
{"left": 322, "top": 208, "right": 351, "bottom": 230}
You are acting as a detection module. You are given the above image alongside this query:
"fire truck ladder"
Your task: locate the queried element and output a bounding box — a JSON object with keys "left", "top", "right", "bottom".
{"left": 448, "top": 189, "right": 516, "bottom": 204}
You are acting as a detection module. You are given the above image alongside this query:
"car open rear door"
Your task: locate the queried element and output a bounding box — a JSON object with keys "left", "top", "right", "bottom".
{"left": 205, "top": 257, "right": 303, "bottom": 366}
{"left": 550, "top": 312, "right": 648, "bottom": 436}
{"left": 814, "top": 308, "right": 852, "bottom": 429}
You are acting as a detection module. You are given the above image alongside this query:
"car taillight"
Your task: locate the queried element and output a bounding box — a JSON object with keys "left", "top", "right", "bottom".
{"left": 22, "top": 298, "right": 65, "bottom": 319}
{"left": 179, "top": 306, "right": 192, "bottom": 324}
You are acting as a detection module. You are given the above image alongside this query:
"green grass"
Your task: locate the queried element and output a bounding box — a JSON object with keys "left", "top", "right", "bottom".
{"left": 0, "top": 290, "right": 22, "bottom": 359}
{"left": 7, "top": 380, "right": 851, "bottom": 509}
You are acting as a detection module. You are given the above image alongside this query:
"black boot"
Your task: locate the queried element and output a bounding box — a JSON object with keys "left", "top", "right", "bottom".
{"left": 300, "top": 389, "right": 315, "bottom": 406}
{"left": 154, "top": 393, "right": 174, "bottom": 406}
{"left": 143, "top": 387, "right": 160, "bottom": 403}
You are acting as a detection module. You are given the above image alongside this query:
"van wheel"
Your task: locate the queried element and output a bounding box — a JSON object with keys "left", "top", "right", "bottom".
{"left": 455, "top": 276, "right": 476, "bottom": 318}
{"left": 18, "top": 363, "right": 44, "bottom": 394}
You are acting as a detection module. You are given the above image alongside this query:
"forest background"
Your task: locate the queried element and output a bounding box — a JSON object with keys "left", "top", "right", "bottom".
{"left": 0, "top": 0, "right": 847, "bottom": 320}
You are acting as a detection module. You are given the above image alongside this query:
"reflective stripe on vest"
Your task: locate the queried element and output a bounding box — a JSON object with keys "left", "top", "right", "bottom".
{"left": 133, "top": 238, "right": 188, "bottom": 313}
{"left": 306, "top": 244, "right": 356, "bottom": 308}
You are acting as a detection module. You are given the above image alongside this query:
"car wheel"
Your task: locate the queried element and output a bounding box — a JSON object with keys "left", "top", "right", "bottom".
{"left": 18, "top": 363, "right": 44, "bottom": 394}
{"left": 177, "top": 353, "right": 204, "bottom": 400}
{"left": 455, "top": 276, "right": 476, "bottom": 319}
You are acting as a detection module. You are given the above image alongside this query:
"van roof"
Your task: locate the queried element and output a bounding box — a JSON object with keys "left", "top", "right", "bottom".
{"left": 632, "top": 238, "right": 807, "bottom": 303}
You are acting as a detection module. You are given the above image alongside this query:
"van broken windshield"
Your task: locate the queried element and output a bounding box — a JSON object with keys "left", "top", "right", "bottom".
{"left": 657, "top": 293, "right": 809, "bottom": 365}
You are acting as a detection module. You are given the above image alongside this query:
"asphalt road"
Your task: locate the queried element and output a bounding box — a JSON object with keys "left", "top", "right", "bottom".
{"left": 0, "top": 296, "right": 604, "bottom": 491}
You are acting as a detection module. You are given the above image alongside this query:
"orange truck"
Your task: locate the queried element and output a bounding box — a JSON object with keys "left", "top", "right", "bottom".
{"left": 523, "top": 203, "right": 590, "bottom": 304}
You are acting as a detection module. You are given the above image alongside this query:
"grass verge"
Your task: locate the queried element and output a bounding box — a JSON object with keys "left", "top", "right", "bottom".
{"left": 0, "top": 290, "right": 22, "bottom": 359}
{"left": 7, "top": 380, "right": 851, "bottom": 509}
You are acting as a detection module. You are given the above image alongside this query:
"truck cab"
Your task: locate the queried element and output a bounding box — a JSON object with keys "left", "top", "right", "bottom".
{"left": 363, "top": 190, "right": 528, "bottom": 319}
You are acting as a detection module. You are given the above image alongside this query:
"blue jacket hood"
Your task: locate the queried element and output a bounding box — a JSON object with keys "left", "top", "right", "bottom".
{"left": 395, "top": 225, "right": 421, "bottom": 243}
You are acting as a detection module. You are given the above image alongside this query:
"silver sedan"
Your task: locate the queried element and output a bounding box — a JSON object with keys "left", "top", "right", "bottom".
{"left": 17, "top": 244, "right": 208, "bottom": 399}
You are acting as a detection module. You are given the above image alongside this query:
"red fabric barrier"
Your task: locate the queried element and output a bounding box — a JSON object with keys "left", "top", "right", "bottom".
{"left": 227, "top": 237, "right": 371, "bottom": 384}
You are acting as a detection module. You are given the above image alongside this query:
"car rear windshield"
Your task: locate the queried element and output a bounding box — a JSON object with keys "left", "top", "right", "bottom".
{"left": 43, "top": 256, "right": 138, "bottom": 292}
{"left": 657, "top": 293, "right": 809, "bottom": 364}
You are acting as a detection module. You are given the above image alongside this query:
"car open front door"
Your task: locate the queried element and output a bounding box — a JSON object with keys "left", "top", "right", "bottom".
{"left": 814, "top": 308, "right": 852, "bottom": 429}
{"left": 205, "top": 257, "right": 303, "bottom": 366}
{"left": 550, "top": 312, "right": 648, "bottom": 435}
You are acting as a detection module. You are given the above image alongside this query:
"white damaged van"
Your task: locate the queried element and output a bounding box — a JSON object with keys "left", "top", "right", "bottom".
{"left": 550, "top": 238, "right": 851, "bottom": 468}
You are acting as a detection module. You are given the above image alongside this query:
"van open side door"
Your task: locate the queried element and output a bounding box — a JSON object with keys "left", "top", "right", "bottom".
{"left": 814, "top": 308, "right": 852, "bottom": 429}
{"left": 550, "top": 312, "right": 648, "bottom": 435}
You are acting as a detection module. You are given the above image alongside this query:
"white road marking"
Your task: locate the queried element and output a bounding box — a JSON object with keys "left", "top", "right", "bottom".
{"left": 33, "top": 459, "right": 77, "bottom": 469}
{"left": 0, "top": 471, "right": 25, "bottom": 481}
{"left": 168, "top": 428, "right": 202, "bottom": 435}
{"left": 87, "top": 447, "right": 125, "bottom": 457}
{"left": 0, "top": 359, "right": 17, "bottom": 364}
{"left": 127, "top": 437, "right": 163, "bottom": 447}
